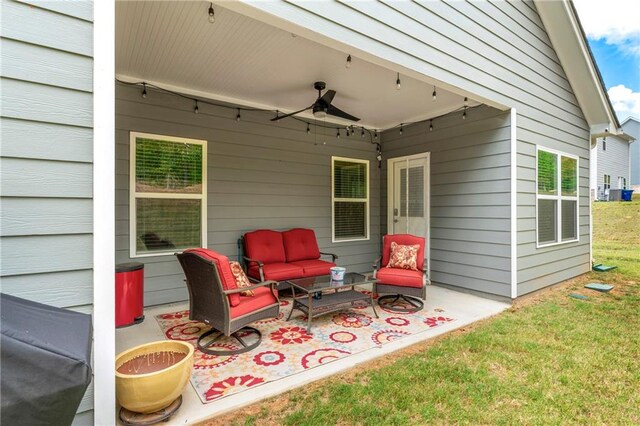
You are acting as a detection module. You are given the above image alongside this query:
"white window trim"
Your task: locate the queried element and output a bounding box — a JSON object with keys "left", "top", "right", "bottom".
{"left": 536, "top": 146, "right": 579, "bottom": 248}
{"left": 129, "top": 131, "right": 208, "bottom": 258}
{"left": 331, "top": 156, "right": 370, "bottom": 243}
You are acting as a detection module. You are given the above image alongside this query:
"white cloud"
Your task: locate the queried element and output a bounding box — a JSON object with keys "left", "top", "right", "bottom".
{"left": 608, "top": 84, "right": 640, "bottom": 121}
{"left": 574, "top": 0, "right": 640, "bottom": 54}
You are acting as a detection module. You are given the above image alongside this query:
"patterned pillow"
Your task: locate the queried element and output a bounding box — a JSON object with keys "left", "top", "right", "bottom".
{"left": 387, "top": 242, "right": 419, "bottom": 271}
{"left": 229, "top": 261, "right": 254, "bottom": 296}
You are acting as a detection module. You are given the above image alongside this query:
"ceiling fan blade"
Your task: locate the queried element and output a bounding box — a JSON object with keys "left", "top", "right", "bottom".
{"left": 327, "top": 104, "right": 360, "bottom": 122}
{"left": 319, "top": 90, "right": 336, "bottom": 105}
{"left": 270, "top": 106, "right": 312, "bottom": 121}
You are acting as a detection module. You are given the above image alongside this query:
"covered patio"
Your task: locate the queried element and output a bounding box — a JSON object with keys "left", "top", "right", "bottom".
{"left": 116, "top": 284, "right": 508, "bottom": 423}
{"left": 111, "top": 2, "right": 515, "bottom": 422}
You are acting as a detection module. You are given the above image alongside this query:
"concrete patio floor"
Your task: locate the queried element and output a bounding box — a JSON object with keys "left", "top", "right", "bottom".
{"left": 115, "top": 285, "right": 510, "bottom": 425}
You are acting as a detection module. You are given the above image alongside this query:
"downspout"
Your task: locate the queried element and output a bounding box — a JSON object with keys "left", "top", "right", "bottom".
{"left": 510, "top": 108, "right": 518, "bottom": 299}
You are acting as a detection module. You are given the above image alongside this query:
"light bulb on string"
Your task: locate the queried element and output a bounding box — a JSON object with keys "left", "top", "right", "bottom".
{"left": 346, "top": 54, "right": 352, "bottom": 69}
{"left": 399, "top": 124, "right": 403, "bottom": 136}
{"left": 432, "top": 86, "right": 437, "bottom": 101}
{"left": 429, "top": 120, "right": 433, "bottom": 132}
{"left": 374, "top": 130, "right": 378, "bottom": 140}
{"left": 208, "top": 3, "right": 215, "bottom": 24}
{"left": 336, "top": 128, "right": 340, "bottom": 139}
{"left": 141, "top": 83, "right": 147, "bottom": 99}
{"left": 361, "top": 128, "right": 365, "bottom": 138}
{"left": 236, "top": 109, "right": 241, "bottom": 122}
{"left": 307, "top": 123, "right": 311, "bottom": 134}
{"left": 194, "top": 100, "right": 199, "bottom": 114}
{"left": 396, "top": 72, "right": 401, "bottom": 90}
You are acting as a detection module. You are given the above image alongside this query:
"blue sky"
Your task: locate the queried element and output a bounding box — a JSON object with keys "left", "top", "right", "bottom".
{"left": 574, "top": 0, "right": 640, "bottom": 122}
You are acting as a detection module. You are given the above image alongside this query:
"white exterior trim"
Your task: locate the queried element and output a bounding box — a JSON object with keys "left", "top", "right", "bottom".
{"left": 129, "top": 132, "right": 208, "bottom": 258}
{"left": 331, "top": 156, "right": 370, "bottom": 243}
{"left": 93, "top": 0, "right": 115, "bottom": 423}
{"left": 510, "top": 108, "right": 518, "bottom": 299}
{"left": 535, "top": 146, "right": 580, "bottom": 248}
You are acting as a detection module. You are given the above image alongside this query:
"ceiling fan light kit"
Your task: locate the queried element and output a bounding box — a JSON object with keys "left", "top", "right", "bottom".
{"left": 271, "top": 81, "right": 360, "bottom": 122}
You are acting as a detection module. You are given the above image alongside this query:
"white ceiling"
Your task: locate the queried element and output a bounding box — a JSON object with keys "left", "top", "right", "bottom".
{"left": 116, "top": 1, "right": 477, "bottom": 130}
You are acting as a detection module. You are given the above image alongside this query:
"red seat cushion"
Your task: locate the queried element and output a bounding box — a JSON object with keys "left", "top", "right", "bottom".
{"left": 289, "top": 259, "right": 335, "bottom": 277}
{"left": 376, "top": 267, "right": 423, "bottom": 288}
{"left": 282, "top": 228, "right": 321, "bottom": 262}
{"left": 381, "top": 234, "right": 425, "bottom": 271}
{"left": 230, "top": 286, "right": 278, "bottom": 319}
{"left": 184, "top": 248, "right": 241, "bottom": 307}
{"left": 248, "top": 262, "right": 305, "bottom": 282}
{"left": 244, "top": 230, "right": 286, "bottom": 264}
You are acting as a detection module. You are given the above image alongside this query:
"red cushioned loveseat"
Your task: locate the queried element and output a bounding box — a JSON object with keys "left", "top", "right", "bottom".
{"left": 241, "top": 228, "right": 338, "bottom": 287}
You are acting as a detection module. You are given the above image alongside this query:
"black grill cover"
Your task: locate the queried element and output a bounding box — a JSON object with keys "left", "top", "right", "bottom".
{"left": 1, "top": 293, "right": 92, "bottom": 425}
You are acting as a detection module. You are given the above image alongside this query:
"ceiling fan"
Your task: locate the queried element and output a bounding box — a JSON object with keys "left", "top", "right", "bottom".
{"left": 270, "top": 81, "right": 360, "bottom": 122}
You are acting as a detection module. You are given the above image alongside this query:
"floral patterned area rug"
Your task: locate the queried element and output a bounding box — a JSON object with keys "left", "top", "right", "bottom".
{"left": 155, "top": 291, "right": 454, "bottom": 404}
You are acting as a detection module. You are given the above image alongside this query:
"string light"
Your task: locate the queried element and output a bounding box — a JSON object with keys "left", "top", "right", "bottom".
{"left": 361, "top": 128, "right": 365, "bottom": 138}
{"left": 236, "top": 108, "right": 241, "bottom": 122}
{"left": 374, "top": 130, "right": 378, "bottom": 140}
{"left": 336, "top": 128, "right": 340, "bottom": 139}
{"left": 141, "top": 83, "right": 147, "bottom": 99}
{"left": 307, "top": 123, "right": 311, "bottom": 134}
{"left": 432, "top": 86, "right": 437, "bottom": 101}
{"left": 399, "top": 124, "right": 403, "bottom": 136}
{"left": 346, "top": 54, "right": 352, "bottom": 69}
{"left": 463, "top": 97, "right": 468, "bottom": 120}
{"left": 346, "top": 127, "right": 350, "bottom": 137}
{"left": 208, "top": 3, "right": 215, "bottom": 24}
{"left": 194, "top": 100, "right": 199, "bottom": 114}
{"left": 396, "top": 72, "right": 401, "bottom": 90}
{"left": 429, "top": 120, "right": 433, "bottom": 132}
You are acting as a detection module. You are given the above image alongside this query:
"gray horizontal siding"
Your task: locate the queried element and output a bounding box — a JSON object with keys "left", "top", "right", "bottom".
{"left": 516, "top": 121, "right": 591, "bottom": 295}
{"left": 116, "top": 83, "right": 381, "bottom": 306}
{"left": 625, "top": 120, "right": 640, "bottom": 185}
{"left": 16, "top": 0, "right": 93, "bottom": 22}
{"left": 382, "top": 106, "right": 512, "bottom": 298}
{"left": 0, "top": 117, "right": 93, "bottom": 162}
{"left": 1, "top": 0, "right": 92, "bottom": 56}
{"left": 0, "top": 0, "right": 94, "bottom": 414}
{"left": 593, "top": 136, "right": 631, "bottom": 192}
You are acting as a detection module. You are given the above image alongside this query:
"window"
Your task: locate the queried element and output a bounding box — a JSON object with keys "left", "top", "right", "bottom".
{"left": 604, "top": 174, "right": 611, "bottom": 191}
{"left": 537, "top": 147, "right": 578, "bottom": 246}
{"left": 602, "top": 137, "right": 607, "bottom": 151}
{"left": 332, "top": 157, "right": 369, "bottom": 242}
{"left": 619, "top": 176, "right": 627, "bottom": 189}
{"left": 130, "top": 132, "right": 207, "bottom": 257}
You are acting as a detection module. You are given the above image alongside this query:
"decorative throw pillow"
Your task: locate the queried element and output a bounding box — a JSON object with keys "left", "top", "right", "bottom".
{"left": 229, "top": 261, "right": 254, "bottom": 296}
{"left": 387, "top": 242, "right": 419, "bottom": 271}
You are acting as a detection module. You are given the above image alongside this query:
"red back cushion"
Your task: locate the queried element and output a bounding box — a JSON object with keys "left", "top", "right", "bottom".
{"left": 381, "top": 234, "right": 425, "bottom": 271}
{"left": 184, "top": 248, "right": 240, "bottom": 307}
{"left": 244, "top": 230, "right": 286, "bottom": 264}
{"left": 283, "top": 228, "right": 321, "bottom": 262}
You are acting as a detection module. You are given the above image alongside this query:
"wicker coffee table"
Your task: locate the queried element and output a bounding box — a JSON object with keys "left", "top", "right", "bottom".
{"left": 285, "top": 272, "right": 378, "bottom": 333}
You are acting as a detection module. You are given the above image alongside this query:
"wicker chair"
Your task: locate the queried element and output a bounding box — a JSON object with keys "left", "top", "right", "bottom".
{"left": 176, "top": 248, "right": 279, "bottom": 356}
{"left": 373, "top": 234, "right": 429, "bottom": 313}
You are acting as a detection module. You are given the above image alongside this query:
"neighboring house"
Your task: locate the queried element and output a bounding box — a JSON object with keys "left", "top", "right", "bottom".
{"left": 624, "top": 117, "right": 640, "bottom": 187}
{"left": 590, "top": 130, "right": 635, "bottom": 200}
{"left": 0, "top": 0, "right": 623, "bottom": 423}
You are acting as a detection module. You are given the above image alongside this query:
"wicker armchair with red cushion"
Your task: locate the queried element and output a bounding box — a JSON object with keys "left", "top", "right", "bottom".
{"left": 176, "top": 248, "right": 279, "bottom": 356}
{"left": 241, "top": 228, "right": 338, "bottom": 288}
{"left": 373, "top": 234, "right": 429, "bottom": 313}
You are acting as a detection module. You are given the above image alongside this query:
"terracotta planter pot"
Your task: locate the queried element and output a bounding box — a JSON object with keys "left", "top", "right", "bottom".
{"left": 115, "top": 340, "right": 194, "bottom": 413}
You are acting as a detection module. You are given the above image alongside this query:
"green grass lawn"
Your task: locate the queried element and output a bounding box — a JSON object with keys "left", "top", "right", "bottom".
{"left": 206, "top": 199, "right": 640, "bottom": 426}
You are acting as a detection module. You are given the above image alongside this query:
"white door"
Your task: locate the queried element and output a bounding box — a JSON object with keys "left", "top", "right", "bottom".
{"left": 388, "top": 153, "right": 430, "bottom": 237}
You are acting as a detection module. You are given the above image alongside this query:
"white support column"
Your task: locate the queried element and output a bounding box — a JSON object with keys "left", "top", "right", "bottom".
{"left": 93, "top": 0, "right": 116, "bottom": 424}
{"left": 510, "top": 108, "right": 518, "bottom": 299}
